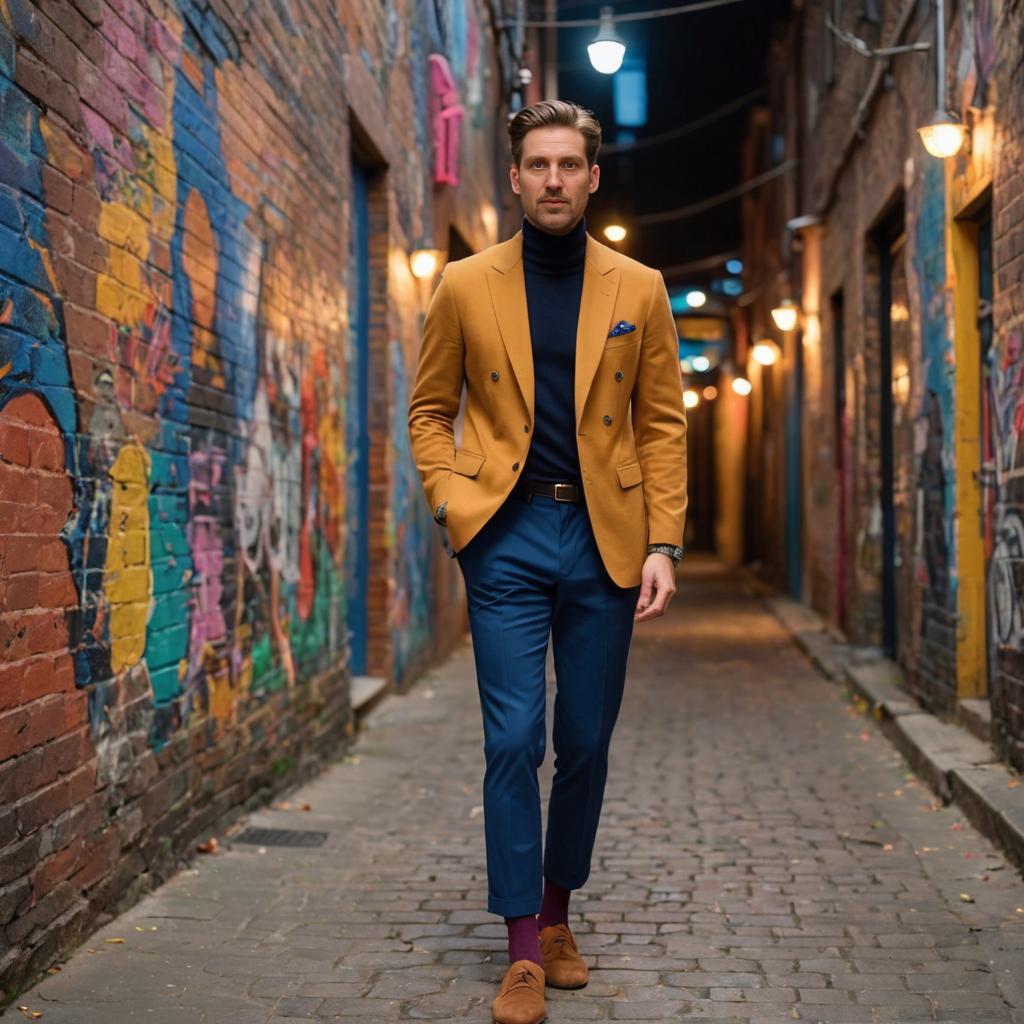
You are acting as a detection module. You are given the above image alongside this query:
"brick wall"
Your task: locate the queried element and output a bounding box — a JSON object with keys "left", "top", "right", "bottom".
{"left": 0, "top": 0, "right": 509, "bottom": 1001}
{"left": 745, "top": 0, "right": 1024, "bottom": 762}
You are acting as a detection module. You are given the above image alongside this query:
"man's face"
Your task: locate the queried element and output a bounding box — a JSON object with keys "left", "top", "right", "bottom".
{"left": 510, "top": 126, "right": 599, "bottom": 235}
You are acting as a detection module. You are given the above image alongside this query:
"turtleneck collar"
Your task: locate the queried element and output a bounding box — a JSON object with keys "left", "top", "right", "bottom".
{"left": 521, "top": 214, "right": 587, "bottom": 276}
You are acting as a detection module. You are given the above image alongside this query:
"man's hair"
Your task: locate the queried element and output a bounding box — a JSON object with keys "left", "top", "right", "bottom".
{"left": 508, "top": 100, "right": 602, "bottom": 167}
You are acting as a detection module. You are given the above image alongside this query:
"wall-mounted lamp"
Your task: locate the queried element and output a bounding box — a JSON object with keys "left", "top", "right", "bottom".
{"left": 410, "top": 248, "right": 445, "bottom": 279}
{"left": 588, "top": 7, "right": 626, "bottom": 74}
{"left": 751, "top": 339, "right": 779, "bottom": 366}
{"left": 603, "top": 224, "right": 627, "bottom": 242}
{"left": 918, "top": 110, "right": 966, "bottom": 159}
{"left": 917, "top": 0, "right": 965, "bottom": 158}
{"left": 770, "top": 298, "right": 799, "bottom": 332}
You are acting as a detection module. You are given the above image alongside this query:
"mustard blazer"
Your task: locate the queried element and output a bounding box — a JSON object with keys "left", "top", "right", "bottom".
{"left": 407, "top": 229, "right": 688, "bottom": 588}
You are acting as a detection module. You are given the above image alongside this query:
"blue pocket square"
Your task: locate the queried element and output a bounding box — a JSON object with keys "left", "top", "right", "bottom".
{"left": 608, "top": 320, "right": 637, "bottom": 338}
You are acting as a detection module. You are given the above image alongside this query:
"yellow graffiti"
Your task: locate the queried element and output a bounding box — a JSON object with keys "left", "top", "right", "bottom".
{"left": 99, "top": 203, "right": 151, "bottom": 261}
{"left": 105, "top": 442, "right": 152, "bottom": 673}
{"left": 182, "top": 189, "right": 225, "bottom": 387}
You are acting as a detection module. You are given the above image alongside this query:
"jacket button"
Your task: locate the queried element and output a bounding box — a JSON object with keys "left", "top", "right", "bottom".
{"left": 615, "top": 370, "right": 624, "bottom": 382}
{"left": 512, "top": 462, "right": 520, "bottom": 471}
{"left": 491, "top": 371, "right": 500, "bottom": 381}
{"left": 603, "top": 414, "right": 612, "bottom": 426}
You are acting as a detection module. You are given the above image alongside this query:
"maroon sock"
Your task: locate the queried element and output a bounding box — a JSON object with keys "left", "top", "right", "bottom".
{"left": 536, "top": 879, "right": 571, "bottom": 931}
{"left": 505, "top": 914, "right": 542, "bottom": 966}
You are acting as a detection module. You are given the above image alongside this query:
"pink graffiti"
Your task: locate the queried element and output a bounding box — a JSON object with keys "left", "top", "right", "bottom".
{"left": 188, "top": 446, "right": 227, "bottom": 682}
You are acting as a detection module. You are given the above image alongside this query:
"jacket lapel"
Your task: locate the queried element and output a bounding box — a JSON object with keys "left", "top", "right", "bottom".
{"left": 486, "top": 233, "right": 534, "bottom": 415}
{"left": 574, "top": 235, "right": 620, "bottom": 429}
{"left": 485, "top": 230, "right": 620, "bottom": 427}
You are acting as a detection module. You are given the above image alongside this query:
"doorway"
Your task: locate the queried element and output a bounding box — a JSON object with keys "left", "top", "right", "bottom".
{"left": 346, "top": 156, "right": 371, "bottom": 676}
{"left": 874, "top": 202, "right": 911, "bottom": 660}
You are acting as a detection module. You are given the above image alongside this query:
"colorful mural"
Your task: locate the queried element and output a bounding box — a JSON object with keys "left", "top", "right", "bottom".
{"left": 0, "top": 0, "right": 484, "bottom": 755}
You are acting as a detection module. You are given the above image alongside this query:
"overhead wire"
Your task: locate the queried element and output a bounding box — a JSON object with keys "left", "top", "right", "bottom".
{"left": 522, "top": 0, "right": 747, "bottom": 28}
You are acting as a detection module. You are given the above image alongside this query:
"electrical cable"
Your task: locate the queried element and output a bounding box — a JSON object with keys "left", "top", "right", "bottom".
{"left": 522, "top": 0, "right": 746, "bottom": 29}
{"left": 601, "top": 88, "right": 763, "bottom": 154}
{"left": 632, "top": 159, "right": 797, "bottom": 226}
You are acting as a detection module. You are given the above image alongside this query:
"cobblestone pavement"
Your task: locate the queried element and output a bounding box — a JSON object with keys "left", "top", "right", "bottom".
{"left": 6, "top": 558, "right": 1024, "bottom": 1023}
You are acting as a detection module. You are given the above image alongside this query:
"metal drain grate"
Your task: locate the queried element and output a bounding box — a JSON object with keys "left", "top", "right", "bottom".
{"left": 233, "top": 827, "right": 328, "bottom": 848}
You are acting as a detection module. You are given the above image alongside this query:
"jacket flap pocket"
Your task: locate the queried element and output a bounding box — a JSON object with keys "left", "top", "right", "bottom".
{"left": 452, "top": 449, "right": 486, "bottom": 477}
{"left": 616, "top": 461, "right": 643, "bottom": 489}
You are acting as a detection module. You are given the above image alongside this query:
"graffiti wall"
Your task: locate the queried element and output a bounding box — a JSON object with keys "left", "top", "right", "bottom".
{"left": 0, "top": 0, "right": 504, "bottom": 997}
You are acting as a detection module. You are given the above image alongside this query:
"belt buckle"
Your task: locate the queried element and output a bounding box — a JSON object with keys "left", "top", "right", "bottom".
{"left": 553, "top": 483, "right": 575, "bottom": 502}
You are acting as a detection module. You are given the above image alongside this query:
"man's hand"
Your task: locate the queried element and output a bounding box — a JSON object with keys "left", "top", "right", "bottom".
{"left": 634, "top": 552, "right": 677, "bottom": 621}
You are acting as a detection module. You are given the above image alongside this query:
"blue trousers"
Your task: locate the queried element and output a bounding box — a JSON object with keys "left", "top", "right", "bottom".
{"left": 456, "top": 489, "right": 640, "bottom": 917}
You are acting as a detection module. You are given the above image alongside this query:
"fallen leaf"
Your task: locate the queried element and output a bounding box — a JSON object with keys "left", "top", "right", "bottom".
{"left": 135, "top": 926, "right": 144, "bottom": 932}
{"left": 883, "top": 843, "right": 894, "bottom": 852}
{"left": 17, "top": 1008, "right": 42, "bottom": 1020}
{"left": 893, "top": 789, "right": 903, "bottom": 796}
{"left": 105, "top": 938, "right": 125, "bottom": 944}
{"left": 272, "top": 802, "right": 291, "bottom": 810}
{"left": 951, "top": 822, "right": 964, "bottom": 831}
{"left": 196, "top": 837, "right": 218, "bottom": 854}
{"left": 299, "top": 802, "right": 311, "bottom": 812}
{"left": 960, "top": 893, "right": 975, "bottom": 903}
{"left": 860, "top": 730, "right": 871, "bottom": 741}
{"left": 1008, "top": 779, "right": 1020, "bottom": 788}
{"left": 343, "top": 755, "right": 362, "bottom": 765}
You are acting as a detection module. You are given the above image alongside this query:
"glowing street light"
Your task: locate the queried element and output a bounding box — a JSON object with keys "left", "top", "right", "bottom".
{"left": 752, "top": 340, "right": 779, "bottom": 366}
{"left": 685, "top": 289, "right": 706, "bottom": 308}
{"left": 588, "top": 7, "right": 626, "bottom": 75}
{"left": 683, "top": 389, "right": 700, "bottom": 409}
{"left": 603, "top": 224, "right": 627, "bottom": 242}
{"left": 918, "top": 111, "right": 966, "bottom": 158}
{"left": 770, "top": 298, "right": 799, "bottom": 331}
{"left": 410, "top": 248, "right": 444, "bottom": 279}
{"left": 702, "top": 385, "right": 718, "bottom": 401}
{"left": 917, "top": 0, "right": 965, "bottom": 158}
{"left": 691, "top": 355, "right": 710, "bottom": 372}
{"left": 732, "top": 376, "right": 752, "bottom": 396}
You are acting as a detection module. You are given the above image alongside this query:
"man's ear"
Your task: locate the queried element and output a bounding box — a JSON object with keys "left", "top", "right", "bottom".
{"left": 509, "top": 162, "right": 520, "bottom": 195}
{"left": 589, "top": 163, "right": 600, "bottom": 194}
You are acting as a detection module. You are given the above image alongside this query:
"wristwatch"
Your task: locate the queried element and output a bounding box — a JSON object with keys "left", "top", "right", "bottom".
{"left": 647, "top": 543, "right": 684, "bottom": 566}
{"left": 434, "top": 501, "right": 448, "bottom": 526}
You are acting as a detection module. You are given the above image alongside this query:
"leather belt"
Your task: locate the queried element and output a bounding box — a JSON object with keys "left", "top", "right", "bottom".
{"left": 516, "top": 479, "right": 581, "bottom": 502}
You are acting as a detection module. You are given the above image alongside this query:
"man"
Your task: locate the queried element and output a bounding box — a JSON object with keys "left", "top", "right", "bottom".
{"left": 408, "top": 100, "right": 687, "bottom": 1024}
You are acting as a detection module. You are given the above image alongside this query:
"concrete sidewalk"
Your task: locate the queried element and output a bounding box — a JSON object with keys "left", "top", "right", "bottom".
{"left": 4, "top": 557, "right": 1023, "bottom": 1023}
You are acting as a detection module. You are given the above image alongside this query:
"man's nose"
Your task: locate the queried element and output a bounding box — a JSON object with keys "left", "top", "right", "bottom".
{"left": 544, "top": 168, "right": 563, "bottom": 190}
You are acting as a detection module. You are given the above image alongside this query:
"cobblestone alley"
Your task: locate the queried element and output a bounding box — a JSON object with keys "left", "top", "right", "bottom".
{"left": 5, "top": 559, "right": 1023, "bottom": 1023}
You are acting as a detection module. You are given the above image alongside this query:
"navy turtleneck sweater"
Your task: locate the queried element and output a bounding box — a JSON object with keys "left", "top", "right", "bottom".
{"left": 522, "top": 214, "right": 587, "bottom": 483}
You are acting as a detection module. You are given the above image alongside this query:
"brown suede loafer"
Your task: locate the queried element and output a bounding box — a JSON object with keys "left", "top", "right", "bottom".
{"left": 539, "top": 922, "right": 588, "bottom": 989}
{"left": 491, "top": 959, "right": 547, "bottom": 1024}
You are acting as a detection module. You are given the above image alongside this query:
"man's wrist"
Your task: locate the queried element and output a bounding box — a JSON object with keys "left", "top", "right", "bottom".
{"left": 647, "top": 543, "right": 684, "bottom": 566}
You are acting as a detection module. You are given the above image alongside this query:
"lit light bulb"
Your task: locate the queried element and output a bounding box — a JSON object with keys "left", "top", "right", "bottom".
{"left": 603, "top": 224, "right": 627, "bottom": 242}
{"left": 770, "top": 298, "right": 798, "bottom": 332}
{"left": 691, "top": 355, "right": 710, "bottom": 372}
{"left": 683, "top": 389, "right": 700, "bottom": 409}
{"left": 732, "top": 376, "right": 752, "bottom": 396}
{"left": 752, "top": 340, "right": 778, "bottom": 366}
{"left": 702, "top": 385, "right": 718, "bottom": 401}
{"left": 588, "top": 7, "right": 626, "bottom": 74}
{"left": 410, "top": 249, "right": 443, "bottom": 279}
{"left": 918, "top": 111, "right": 966, "bottom": 158}
{"left": 685, "top": 289, "right": 706, "bottom": 308}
